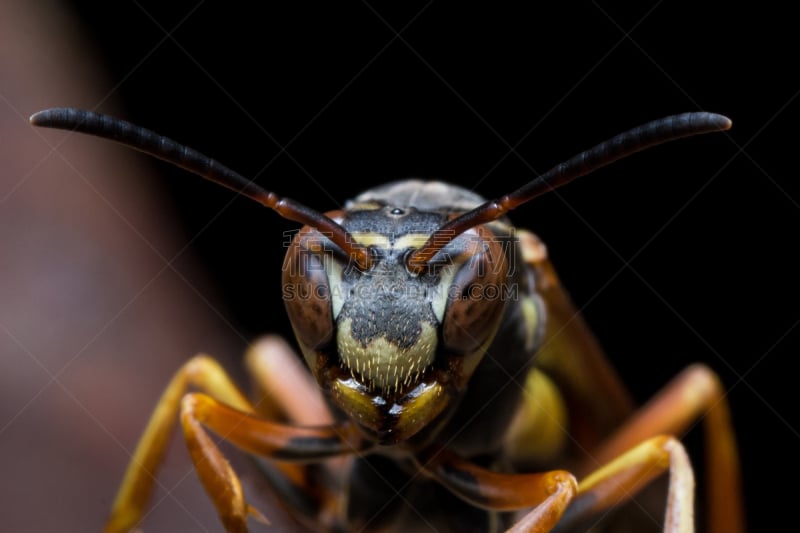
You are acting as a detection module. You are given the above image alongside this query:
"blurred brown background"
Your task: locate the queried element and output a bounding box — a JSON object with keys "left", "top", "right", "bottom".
{"left": 1, "top": 2, "right": 796, "bottom": 532}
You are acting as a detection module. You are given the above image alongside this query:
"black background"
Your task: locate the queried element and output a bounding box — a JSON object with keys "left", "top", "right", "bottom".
{"left": 62, "top": 2, "right": 796, "bottom": 530}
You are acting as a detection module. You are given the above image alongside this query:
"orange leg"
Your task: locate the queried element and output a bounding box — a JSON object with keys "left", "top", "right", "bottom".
{"left": 559, "top": 435, "right": 695, "bottom": 532}
{"left": 419, "top": 435, "right": 696, "bottom": 533}
{"left": 244, "top": 336, "right": 333, "bottom": 426}
{"left": 105, "top": 354, "right": 253, "bottom": 533}
{"left": 180, "top": 393, "right": 365, "bottom": 531}
{"left": 419, "top": 435, "right": 695, "bottom": 533}
{"left": 244, "top": 337, "right": 350, "bottom": 529}
{"left": 417, "top": 447, "right": 577, "bottom": 533}
{"left": 420, "top": 364, "right": 741, "bottom": 533}
{"left": 567, "top": 364, "right": 743, "bottom": 533}
{"left": 104, "top": 350, "right": 368, "bottom": 533}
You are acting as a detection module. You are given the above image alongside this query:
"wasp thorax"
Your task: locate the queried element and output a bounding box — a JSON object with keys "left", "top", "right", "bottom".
{"left": 335, "top": 262, "right": 439, "bottom": 394}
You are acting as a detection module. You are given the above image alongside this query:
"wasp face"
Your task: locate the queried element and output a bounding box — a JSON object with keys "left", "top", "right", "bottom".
{"left": 283, "top": 204, "right": 509, "bottom": 444}
{"left": 334, "top": 241, "right": 439, "bottom": 393}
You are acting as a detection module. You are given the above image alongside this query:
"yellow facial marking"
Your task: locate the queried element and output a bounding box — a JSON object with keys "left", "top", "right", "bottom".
{"left": 394, "top": 381, "right": 447, "bottom": 437}
{"left": 324, "top": 257, "right": 345, "bottom": 319}
{"left": 350, "top": 232, "right": 391, "bottom": 248}
{"left": 331, "top": 378, "right": 381, "bottom": 429}
{"left": 393, "top": 233, "right": 431, "bottom": 250}
{"left": 430, "top": 263, "right": 456, "bottom": 322}
{"left": 350, "top": 232, "right": 437, "bottom": 254}
{"left": 337, "top": 318, "right": 437, "bottom": 392}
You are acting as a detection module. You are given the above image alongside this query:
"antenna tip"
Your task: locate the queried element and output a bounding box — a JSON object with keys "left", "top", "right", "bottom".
{"left": 29, "top": 107, "right": 80, "bottom": 128}
{"left": 29, "top": 108, "right": 63, "bottom": 127}
{"left": 29, "top": 110, "right": 46, "bottom": 125}
{"left": 697, "top": 112, "right": 731, "bottom": 131}
{"left": 685, "top": 112, "right": 732, "bottom": 134}
{"left": 714, "top": 113, "right": 733, "bottom": 131}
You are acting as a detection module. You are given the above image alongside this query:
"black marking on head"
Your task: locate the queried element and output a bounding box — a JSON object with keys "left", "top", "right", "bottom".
{"left": 338, "top": 244, "right": 439, "bottom": 349}
{"left": 339, "top": 281, "right": 438, "bottom": 349}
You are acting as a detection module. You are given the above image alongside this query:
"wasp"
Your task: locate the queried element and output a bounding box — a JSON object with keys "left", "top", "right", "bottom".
{"left": 31, "top": 108, "right": 742, "bottom": 532}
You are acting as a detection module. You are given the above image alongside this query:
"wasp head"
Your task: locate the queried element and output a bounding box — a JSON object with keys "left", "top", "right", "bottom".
{"left": 282, "top": 203, "right": 509, "bottom": 444}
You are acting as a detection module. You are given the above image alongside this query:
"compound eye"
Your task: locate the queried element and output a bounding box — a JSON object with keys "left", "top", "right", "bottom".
{"left": 282, "top": 230, "right": 334, "bottom": 349}
{"left": 442, "top": 237, "right": 507, "bottom": 354}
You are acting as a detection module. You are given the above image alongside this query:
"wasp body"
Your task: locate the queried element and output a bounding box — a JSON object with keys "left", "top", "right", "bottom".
{"left": 31, "top": 109, "right": 743, "bottom": 532}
